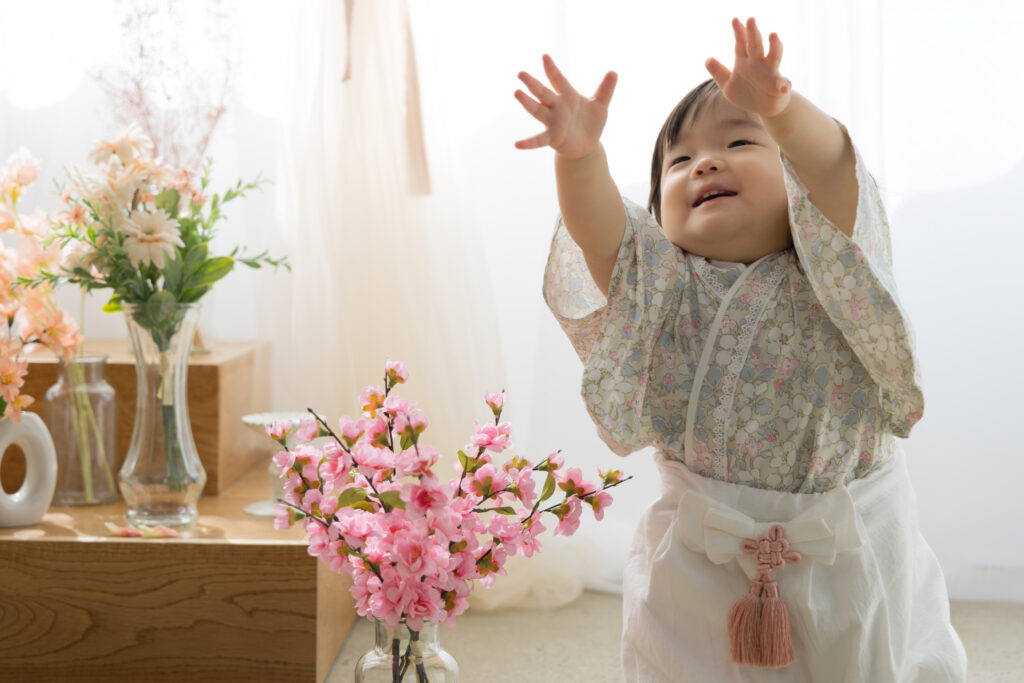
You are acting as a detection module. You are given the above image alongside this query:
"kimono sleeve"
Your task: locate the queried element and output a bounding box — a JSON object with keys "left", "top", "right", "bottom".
{"left": 543, "top": 196, "right": 682, "bottom": 455}
{"left": 783, "top": 126, "right": 924, "bottom": 437}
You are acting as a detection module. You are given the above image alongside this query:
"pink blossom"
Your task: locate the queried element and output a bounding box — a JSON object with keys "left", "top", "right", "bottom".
{"left": 557, "top": 467, "right": 592, "bottom": 497}
{"left": 462, "top": 463, "right": 508, "bottom": 498}
{"left": 349, "top": 568, "right": 382, "bottom": 618}
{"left": 360, "top": 385, "right": 386, "bottom": 413}
{"left": 305, "top": 520, "right": 330, "bottom": 558}
{"left": 484, "top": 390, "right": 506, "bottom": 415}
{"left": 0, "top": 356, "right": 28, "bottom": 404}
{"left": 519, "top": 517, "right": 546, "bottom": 557}
{"left": 394, "top": 445, "right": 439, "bottom": 478}
{"left": 394, "top": 411, "right": 428, "bottom": 439}
{"left": 401, "top": 475, "right": 448, "bottom": 515}
{"left": 553, "top": 497, "right": 583, "bottom": 536}
{"left": 514, "top": 469, "right": 537, "bottom": 507}
{"left": 337, "top": 415, "right": 366, "bottom": 445}
{"left": 272, "top": 448, "right": 296, "bottom": 471}
{"left": 488, "top": 514, "right": 526, "bottom": 554}
{"left": 471, "top": 421, "right": 512, "bottom": 453}
{"left": 336, "top": 510, "right": 377, "bottom": 548}
{"left": 385, "top": 359, "right": 409, "bottom": 385}
{"left": 383, "top": 394, "right": 414, "bottom": 415}
{"left": 544, "top": 451, "right": 564, "bottom": 472}
{"left": 404, "top": 583, "right": 447, "bottom": 631}
{"left": 366, "top": 416, "right": 391, "bottom": 449}
{"left": 294, "top": 416, "right": 319, "bottom": 444}
{"left": 266, "top": 419, "right": 295, "bottom": 442}
{"left": 585, "top": 490, "right": 613, "bottom": 521}
{"left": 352, "top": 441, "right": 393, "bottom": 478}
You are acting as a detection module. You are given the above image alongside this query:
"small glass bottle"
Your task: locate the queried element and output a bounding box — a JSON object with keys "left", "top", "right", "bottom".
{"left": 44, "top": 354, "right": 118, "bottom": 506}
{"left": 355, "top": 620, "right": 459, "bottom": 682}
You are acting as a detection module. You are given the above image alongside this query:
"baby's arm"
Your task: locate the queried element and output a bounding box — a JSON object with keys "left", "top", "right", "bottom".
{"left": 706, "top": 18, "right": 857, "bottom": 237}
{"left": 515, "top": 56, "right": 625, "bottom": 296}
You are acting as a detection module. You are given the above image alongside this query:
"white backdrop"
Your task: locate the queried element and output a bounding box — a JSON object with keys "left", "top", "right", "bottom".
{"left": 1, "top": 0, "right": 1021, "bottom": 602}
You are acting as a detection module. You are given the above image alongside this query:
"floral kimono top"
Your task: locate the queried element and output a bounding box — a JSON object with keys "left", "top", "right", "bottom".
{"left": 543, "top": 139, "right": 923, "bottom": 494}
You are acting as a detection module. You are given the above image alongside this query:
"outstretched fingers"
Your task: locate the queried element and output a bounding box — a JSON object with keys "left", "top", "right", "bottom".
{"left": 731, "top": 17, "right": 748, "bottom": 60}
{"left": 514, "top": 130, "right": 551, "bottom": 150}
{"left": 542, "top": 54, "right": 578, "bottom": 96}
{"left": 592, "top": 71, "right": 618, "bottom": 107}
{"left": 745, "top": 17, "right": 765, "bottom": 60}
{"left": 766, "top": 32, "right": 783, "bottom": 69}
{"left": 704, "top": 57, "right": 732, "bottom": 89}
{"left": 514, "top": 89, "right": 549, "bottom": 124}
{"left": 518, "top": 70, "right": 556, "bottom": 107}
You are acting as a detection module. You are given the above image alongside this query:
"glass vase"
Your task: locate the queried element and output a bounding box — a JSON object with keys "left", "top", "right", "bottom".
{"left": 118, "top": 301, "right": 206, "bottom": 528}
{"left": 43, "top": 355, "right": 118, "bottom": 506}
{"left": 355, "top": 621, "right": 458, "bottom": 682}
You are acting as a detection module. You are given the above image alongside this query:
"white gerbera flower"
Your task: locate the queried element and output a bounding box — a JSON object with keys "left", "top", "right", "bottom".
{"left": 121, "top": 209, "right": 184, "bottom": 269}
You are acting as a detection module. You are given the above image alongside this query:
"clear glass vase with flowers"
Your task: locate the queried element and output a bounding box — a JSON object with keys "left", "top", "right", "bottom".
{"left": 0, "top": 147, "right": 112, "bottom": 508}
{"left": 26, "top": 126, "right": 287, "bottom": 527}
{"left": 265, "top": 360, "right": 630, "bottom": 682}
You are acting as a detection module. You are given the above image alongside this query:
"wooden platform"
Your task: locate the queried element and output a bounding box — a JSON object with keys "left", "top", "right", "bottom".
{"left": 0, "top": 464, "right": 355, "bottom": 683}
{"left": 16, "top": 340, "right": 271, "bottom": 494}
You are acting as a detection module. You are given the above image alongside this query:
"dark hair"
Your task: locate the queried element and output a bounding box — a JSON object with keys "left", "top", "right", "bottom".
{"left": 648, "top": 78, "right": 723, "bottom": 224}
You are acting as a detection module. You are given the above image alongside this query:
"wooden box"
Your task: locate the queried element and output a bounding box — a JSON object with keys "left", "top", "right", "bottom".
{"left": 0, "top": 465, "right": 355, "bottom": 683}
{"left": 15, "top": 340, "right": 271, "bottom": 495}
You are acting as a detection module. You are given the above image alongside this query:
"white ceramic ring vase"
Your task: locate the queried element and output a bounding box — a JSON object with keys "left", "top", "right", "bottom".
{"left": 0, "top": 412, "right": 57, "bottom": 527}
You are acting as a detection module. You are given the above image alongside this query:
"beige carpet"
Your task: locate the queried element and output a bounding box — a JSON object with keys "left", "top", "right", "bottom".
{"left": 328, "top": 592, "right": 1024, "bottom": 682}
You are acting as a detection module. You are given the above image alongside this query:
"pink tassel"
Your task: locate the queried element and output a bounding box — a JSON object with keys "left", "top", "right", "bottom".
{"left": 727, "top": 578, "right": 763, "bottom": 665}
{"left": 759, "top": 578, "right": 796, "bottom": 668}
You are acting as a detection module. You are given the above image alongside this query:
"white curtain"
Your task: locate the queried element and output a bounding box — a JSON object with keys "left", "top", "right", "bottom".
{"left": 256, "top": 0, "right": 504, "bottom": 467}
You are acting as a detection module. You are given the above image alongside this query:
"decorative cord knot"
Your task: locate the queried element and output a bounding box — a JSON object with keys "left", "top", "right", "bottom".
{"left": 741, "top": 524, "right": 802, "bottom": 577}
{"left": 728, "top": 525, "right": 801, "bottom": 669}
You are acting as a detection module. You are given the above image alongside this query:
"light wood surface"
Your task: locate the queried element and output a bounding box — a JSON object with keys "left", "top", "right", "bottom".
{"left": 13, "top": 339, "right": 271, "bottom": 494}
{"left": 0, "top": 464, "right": 355, "bottom": 682}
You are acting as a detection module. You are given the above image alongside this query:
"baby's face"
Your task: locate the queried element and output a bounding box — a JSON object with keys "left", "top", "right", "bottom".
{"left": 658, "top": 99, "right": 791, "bottom": 264}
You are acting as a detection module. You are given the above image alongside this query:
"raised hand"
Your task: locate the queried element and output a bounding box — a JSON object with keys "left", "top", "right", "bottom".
{"left": 514, "top": 55, "right": 617, "bottom": 159}
{"left": 705, "top": 17, "right": 792, "bottom": 118}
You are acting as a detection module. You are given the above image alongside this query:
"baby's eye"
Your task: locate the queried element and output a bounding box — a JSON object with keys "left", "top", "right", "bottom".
{"left": 728, "top": 140, "right": 753, "bottom": 148}
{"left": 670, "top": 156, "right": 691, "bottom": 165}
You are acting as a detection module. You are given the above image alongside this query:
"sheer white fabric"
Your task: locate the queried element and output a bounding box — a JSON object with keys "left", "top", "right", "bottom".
{"left": 258, "top": 0, "right": 502, "bottom": 467}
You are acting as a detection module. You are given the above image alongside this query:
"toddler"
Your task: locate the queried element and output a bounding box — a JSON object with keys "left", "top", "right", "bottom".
{"left": 515, "top": 17, "right": 968, "bottom": 682}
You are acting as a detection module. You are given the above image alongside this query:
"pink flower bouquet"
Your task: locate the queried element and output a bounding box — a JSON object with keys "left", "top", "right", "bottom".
{"left": 267, "top": 361, "right": 629, "bottom": 679}
{"left": 0, "top": 147, "right": 83, "bottom": 423}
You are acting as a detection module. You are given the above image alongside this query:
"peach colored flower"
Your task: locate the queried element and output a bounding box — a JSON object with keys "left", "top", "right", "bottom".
{"left": 88, "top": 124, "right": 154, "bottom": 167}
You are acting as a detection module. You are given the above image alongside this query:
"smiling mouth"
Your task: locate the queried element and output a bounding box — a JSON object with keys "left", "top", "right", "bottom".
{"left": 693, "top": 191, "right": 738, "bottom": 208}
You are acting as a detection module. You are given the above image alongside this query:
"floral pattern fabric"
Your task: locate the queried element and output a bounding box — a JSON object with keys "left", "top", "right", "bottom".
{"left": 543, "top": 136, "right": 923, "bottom": 493}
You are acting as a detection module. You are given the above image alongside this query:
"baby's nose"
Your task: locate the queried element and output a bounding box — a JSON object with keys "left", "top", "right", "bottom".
{"left": 693, "top": 158, "right": 720, "bottom": 176}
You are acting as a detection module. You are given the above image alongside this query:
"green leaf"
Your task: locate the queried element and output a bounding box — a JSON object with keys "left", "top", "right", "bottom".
{"left": 400, "top": 435, "right": 414, "bottom": 451}
{"left": 102, "top": 295, "right": 123, "bottom": 313}
{"left": 493, "top": 506, "right": 517, "bottom": 516}
{"left": 353, "top": 501, "right": 376, "bottom": 513}
{"left": 0, "top": 397, "right": 6, "bottom": 416}
{"left": 337, "top": 487, "right": 368, "bottom": 508}
{"left": 377, "top": 490, "right": 405, "bottom": 510}
{"left": 540, "top": 474, "right": 556, "bottom": 503}
{"left": 155, "top": 188, "right": 181, "bottom": 217}
{"left": 190, "top": 256, "right": 234, "bottom": 288}
{"left": 183, "top": 243, "right": 208, "bottom": 279}
{"left": 164, "top": 253, "right": 185, "bottom": 294}
{"left": 457, "top": 450, "right": 470, "bottom": 470}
